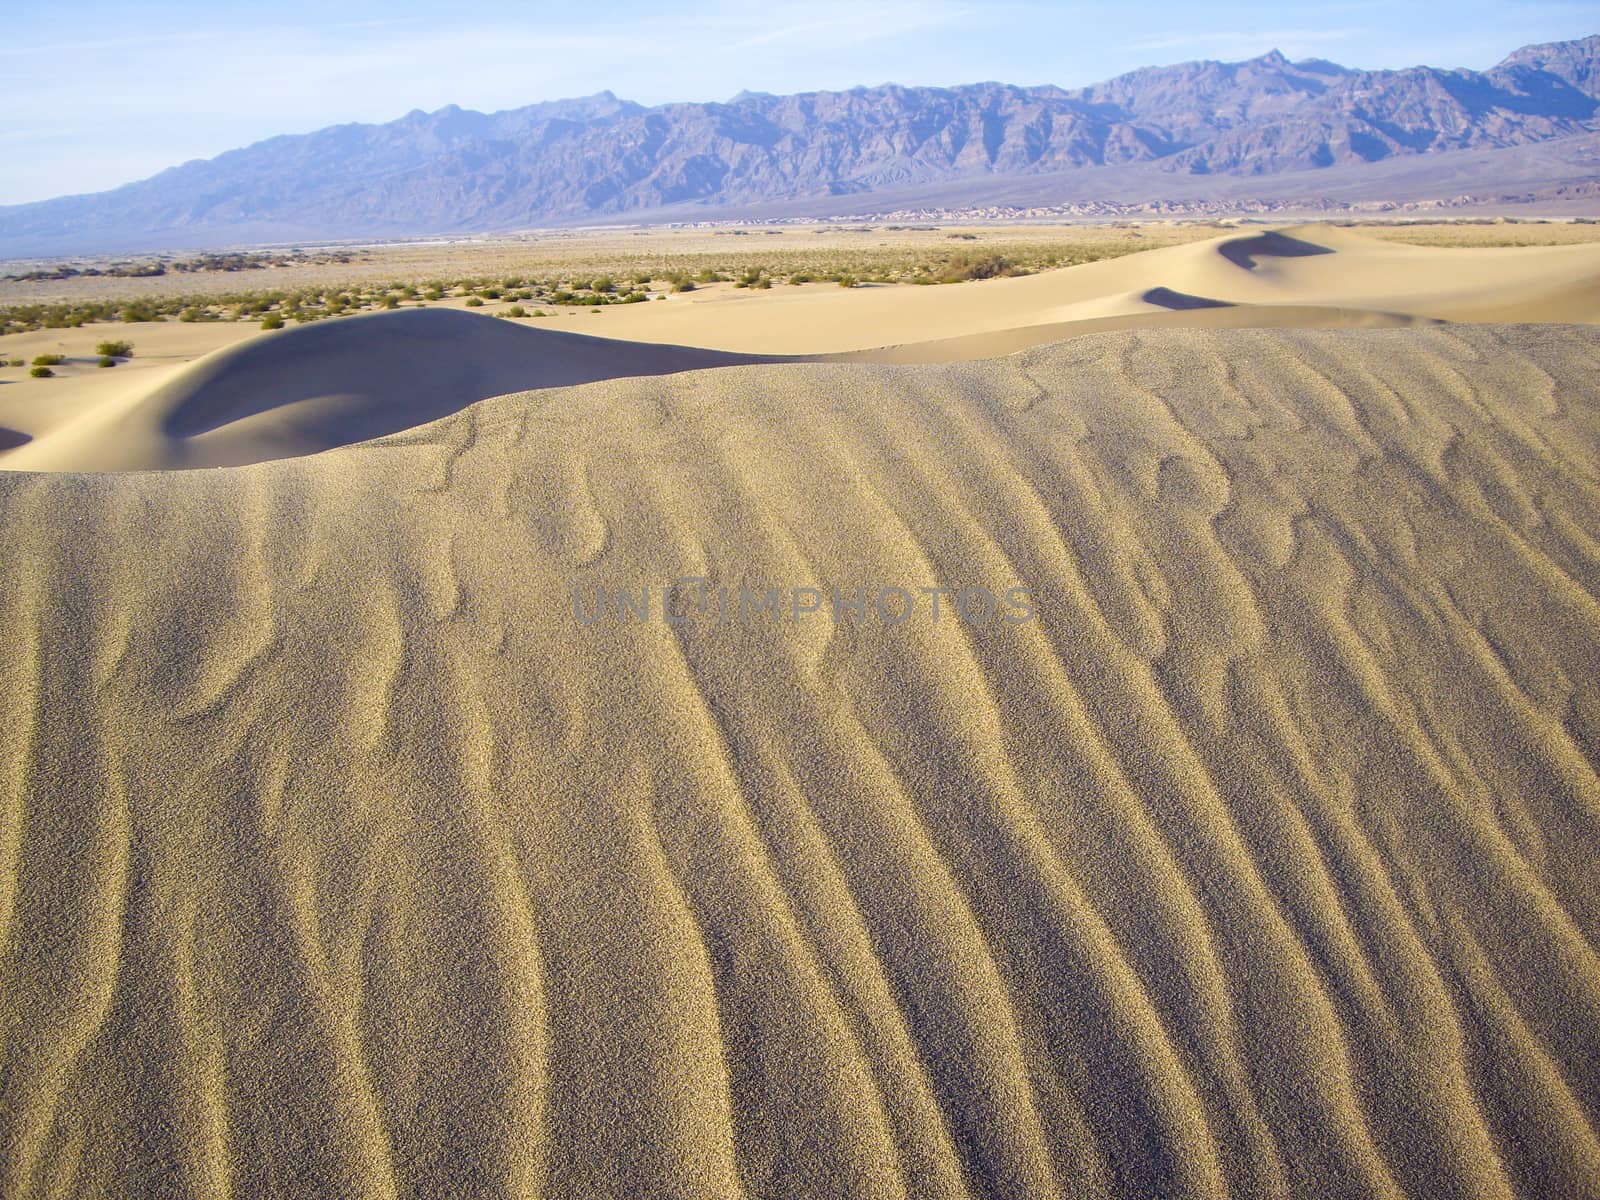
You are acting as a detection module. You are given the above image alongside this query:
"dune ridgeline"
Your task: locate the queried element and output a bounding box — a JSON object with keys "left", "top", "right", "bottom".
{"left": 0, "top": 227, "right": 1598, "bottom": 1199}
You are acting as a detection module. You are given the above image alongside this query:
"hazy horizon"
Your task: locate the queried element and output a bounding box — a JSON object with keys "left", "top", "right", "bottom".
{"left": 3, "top": 0, "right": 1596, "bottom": 206}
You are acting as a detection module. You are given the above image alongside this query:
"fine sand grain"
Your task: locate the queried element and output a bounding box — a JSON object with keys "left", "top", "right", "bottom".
{"left": 0, "top": 226, "right": 1597, "bottom": 1199}
{"left": 3, "top": 220, "right": 1600, "bottom": 1196}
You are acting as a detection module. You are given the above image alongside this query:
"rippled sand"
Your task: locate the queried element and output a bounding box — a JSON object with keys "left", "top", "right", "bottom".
{"left": 1, "top": 315, "right": 1597, "bottom": 1197}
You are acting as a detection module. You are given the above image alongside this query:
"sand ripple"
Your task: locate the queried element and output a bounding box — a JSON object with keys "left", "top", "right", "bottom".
{"left": 0, "top": 324, "right": 1598, "bottom": 1198}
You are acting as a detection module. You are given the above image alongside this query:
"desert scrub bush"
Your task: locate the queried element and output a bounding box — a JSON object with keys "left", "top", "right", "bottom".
{"left": 178, "top": 305, "right": 209, "bottom": 322}
{"left": 590, "top": 276, "right": 615, "bottom": 293}
{"left": 32, "top": 354, "right": 65, "bottom": 366}
{"left": 94, "top": 339, "right": 133, "bottom": 357}
{"left": 97, "top": 356, "right": 117, "bottom": 368}
{"left": 837, "top": 275, "right": 857, "bottom": 288}
{"left": 506, "top": 305, "right": 528, "bottom": 318}
{"left": 29, "top": 366, "right": 53, "bottom": 378}
{"left": 620, "top": 291, "right": 647, "bottom": 303}
{"left": 671, "top": 278, "right": 695, "bottom": 293}
{"left": 261, "top": 314, "right": 284, "bottom": 330}
{"left": 382, "top": 295, "right": 400, "bottom": 309}
{"left": 4, "top": 358, "right": 23, "bottom": 367}
{"left": 938, "top": 254, "right": 1016, "bottom": 283}
{"left": 465, "top": 296, "right": 484, "bottom": 307}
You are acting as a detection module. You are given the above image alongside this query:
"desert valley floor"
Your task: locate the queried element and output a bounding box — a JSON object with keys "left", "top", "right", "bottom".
{"left": 0, "top": 226, "right": 1597, "bottom": 1198}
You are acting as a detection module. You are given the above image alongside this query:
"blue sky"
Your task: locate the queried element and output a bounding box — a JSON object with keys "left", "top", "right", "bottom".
{"left": 2, "top": 0, "right": 1595, "bottom": 205}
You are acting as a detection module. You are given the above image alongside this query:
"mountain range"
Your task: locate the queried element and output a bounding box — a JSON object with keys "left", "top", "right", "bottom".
{"left": 3, "top": 34, "right": 1598, "bottom": 255}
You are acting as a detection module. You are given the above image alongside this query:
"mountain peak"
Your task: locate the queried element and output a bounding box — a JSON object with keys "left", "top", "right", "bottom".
{"left": 3, "top": 32, "right": 1598, "bottom": 255}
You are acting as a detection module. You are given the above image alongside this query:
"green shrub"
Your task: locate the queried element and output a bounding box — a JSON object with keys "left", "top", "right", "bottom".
{"left": 620, "top": 292, "right": 647, "bottom": 304}
{"left": 178, "top": 306, "right": 207, "bottom": 322}
{"left": 95, "top": 339, "right": 133, "bottom": 358}
{"left": 506, "top": 305, "right": 528, "bottom": 318}
{"left": 97, "top": 356, "right": 117, "bottom": 368}
{"left": 590, "top": 276, "right": 615, "bottom": 293}
{"left": 837, "top": 275, "right": 857, "bottom": 288}
{"left": 671, "top": 279, "right": 695, "bottom": 293}
{"left": 261, "top": 314, "right": 284, "bottom": 330}
{"left": 29, "top": 365, "right": 53, "bottom": 378}
{"left": 465, "top": 296, "right": 484, "bottom": 307}
{"left": 4, "top": 358, "right": 23, "bottom": 367}
{"left": 382, "top": 295, "right": 400, "bottom": 309}
{"left": 31, "top": 354, "right": 64, "bottom": 366}
{"left": 939, "top": 254, "right": 1014, "bottom": 283}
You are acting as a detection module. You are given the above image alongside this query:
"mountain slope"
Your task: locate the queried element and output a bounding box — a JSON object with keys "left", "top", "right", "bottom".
{"left": 1, "top": 36, "right": 1597, "bottom": 253}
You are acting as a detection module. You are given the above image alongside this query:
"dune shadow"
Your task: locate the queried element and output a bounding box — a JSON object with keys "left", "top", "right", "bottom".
{"left": 1218, "top": 230, "right": 1337, "bottom": 271}
{"left": 154, "top": 308, "right": 774, "bottom": 449}
{"left": 0, "top": 426, "right": 30, "bottom": 452}
{"left": 1142, "top": 286, "right": 1234, "bottom": 311}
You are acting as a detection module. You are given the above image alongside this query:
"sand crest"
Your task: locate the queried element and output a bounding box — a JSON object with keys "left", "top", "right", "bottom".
{"left": 0, "top": 308, "right": 769, "bottom": 472}
{"left": 6, "top": 225, "right": 1599, "bottom": 475}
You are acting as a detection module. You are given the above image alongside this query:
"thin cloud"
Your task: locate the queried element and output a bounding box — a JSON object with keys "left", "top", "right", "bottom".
{"left": 1130, "top": 28, "right": 1364, "bottom": 53}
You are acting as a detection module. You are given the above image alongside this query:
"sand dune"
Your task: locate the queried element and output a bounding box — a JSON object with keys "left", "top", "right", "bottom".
{"left": 596, "top": 224, "right": 1600, "bottom": 355}
{"left": 5, "top": 224, "right": 1598, "bottom": 473}
{"left": 0, "top": 320, "right": 1597, "bottom": 1198}
{"left": 0, "top": 308, "right": 769, "bottom": 472}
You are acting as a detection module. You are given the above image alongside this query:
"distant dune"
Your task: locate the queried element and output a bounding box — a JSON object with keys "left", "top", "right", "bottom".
{"left": 0, "top": 222, "right": 1598, "bottom": 1199}
{"left": 0, "top": 309, "right": 768, "bottom": 472}
{"left": 5, "top": 225, "right": 1599, "bottom": 472}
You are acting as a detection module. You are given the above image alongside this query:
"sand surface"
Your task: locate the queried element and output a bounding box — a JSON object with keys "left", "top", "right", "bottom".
{"left": 0, "top": 224, "right": 1598, "bottom": 1198}
{"left": 4, "top": 224, "right": 1599, "bottom": 473}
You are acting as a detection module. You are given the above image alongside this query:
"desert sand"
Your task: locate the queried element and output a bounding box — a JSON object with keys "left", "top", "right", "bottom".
{"left": 0, "top": 227, "right": 1598, "bottom": 1198}
{"left": 5, "top": 224, "right": 1600, "bottom": 471}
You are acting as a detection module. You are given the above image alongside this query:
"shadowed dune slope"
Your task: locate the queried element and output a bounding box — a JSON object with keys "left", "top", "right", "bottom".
{"left": 4, "top": 226, "right": 1598, "bottom": 472}
{"left": 1, "top": 325, "right": 1599, "bottom": 1199}
{"left": 0, "top": 307, "right": 771, "bottom": 472}
{"left": 584, "top": 224, "right": 1600, "bottom": 357}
